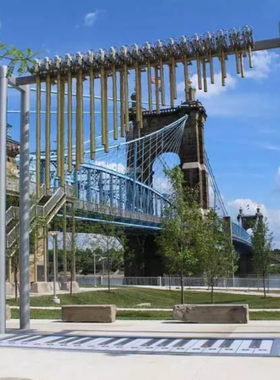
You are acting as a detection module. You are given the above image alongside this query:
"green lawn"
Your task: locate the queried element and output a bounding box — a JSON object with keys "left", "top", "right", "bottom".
{"left": 10, "top": 309, "right": 280, "bottom": 321}
{"left": 6, "top": 287, "right": 280, "bottom": 309}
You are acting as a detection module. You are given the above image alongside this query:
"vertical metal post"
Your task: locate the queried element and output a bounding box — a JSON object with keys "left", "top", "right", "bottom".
{"left": 63, "top": 203, "right": 67, "bottom": 284}
{"left": 53, "top": 235, "right": 57, "bottom": 300}
{"left": 44, "top": 226, "right": 48, "bottom": 282}
{"left": 19, "top": 84, "right": 30, "bottom": 330}
{"left": 0, "top": 66, "right": 8, "bottom": 334}
{"left": 93, "top": 251, "right": 96, "bottom": 287}
{"left": 132, "top": 141, "right": 137, "bottom": 211}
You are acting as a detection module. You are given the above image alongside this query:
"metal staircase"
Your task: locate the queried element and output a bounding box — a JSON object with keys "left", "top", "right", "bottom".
{"left": 6, "top": 186, "right": 66, "bottom": 249}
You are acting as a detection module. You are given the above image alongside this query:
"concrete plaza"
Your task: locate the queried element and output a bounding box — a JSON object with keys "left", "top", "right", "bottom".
{"left": 0, "top": 319, "right": 279, "bottom": 379}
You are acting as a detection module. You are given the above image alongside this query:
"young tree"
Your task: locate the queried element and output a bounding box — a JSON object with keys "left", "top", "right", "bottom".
{"left": 197, "top": 210, "right": 238, "bottom": 303}
{"left": 157, "top": 166, "right": 204, "bottom": 304}
{"left": 251, "top": 216, "right": 273, "bottom": 298}
{"left": 91, "top": 217, "right": 126, "bottom": 293}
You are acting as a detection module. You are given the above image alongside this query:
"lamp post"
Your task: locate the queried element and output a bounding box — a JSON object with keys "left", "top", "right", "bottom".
{"left": 50, "top": 232, "right": 60, "bottom": 304}
{"left": 93, "top": 251, "right": 96, "bottom": 287}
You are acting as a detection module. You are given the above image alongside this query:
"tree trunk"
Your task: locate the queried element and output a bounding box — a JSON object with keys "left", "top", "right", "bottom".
{"left": 14, "top": 265, "right": 18, "bottom": 301}
{"left": 180, "top": 270, "right": 184, "bottom": 304}
{"left": 262, "top": 274, "right": 267, "bottom": 298}
{"left": 70, "top": 258, "right": 73, "bottom": 297}
{"left": 107, "top": 255, "right": 111, "bottom": 293}
{"left": 211, "top": 282, "right": 214, "bottom": 304}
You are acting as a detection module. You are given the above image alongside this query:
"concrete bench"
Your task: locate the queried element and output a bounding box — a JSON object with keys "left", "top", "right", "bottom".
{"left": 6, "top": 305, "right": 11, "bottom": 320}
{"left": 62, "top": 305, "right": 116, "bottom": 323}
{"left": 173, "top": 304, "right": 249, "bottom": 324}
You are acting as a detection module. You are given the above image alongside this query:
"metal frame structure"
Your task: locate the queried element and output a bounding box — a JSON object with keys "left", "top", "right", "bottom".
{"left": 0, "top": 67, "right": 31, "bottom": 333}
{"left": 1, "top": 23, "right": 280, "bottom": 334}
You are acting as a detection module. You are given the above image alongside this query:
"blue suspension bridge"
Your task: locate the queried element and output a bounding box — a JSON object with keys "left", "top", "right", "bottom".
{"left": 8, "top": 86, "right": 251, "bottom": 247}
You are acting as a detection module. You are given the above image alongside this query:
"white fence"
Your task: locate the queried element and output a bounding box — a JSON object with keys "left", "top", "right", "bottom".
{"left": 75, "top": 275, "right": 280, "bottom": 290}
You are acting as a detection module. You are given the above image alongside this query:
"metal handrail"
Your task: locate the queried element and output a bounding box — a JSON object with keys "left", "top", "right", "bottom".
{"left": 36, "top": 187, "right": 65, "bottom": 218}
{"left": 5, "top": 206, "right": 19, "bottom": 226}
{"left": 232, "top": 221, "right": 251, "bottom": 242}
{"left": 6, "top": 204, "right": 37, "bottom": 248}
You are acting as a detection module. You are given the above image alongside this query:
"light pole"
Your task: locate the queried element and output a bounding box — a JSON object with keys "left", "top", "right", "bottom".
{"left": 50, "top": 232, "right": 60, "bottom": 304}
{"left": 93, "top": 251, "right": 96, "bottom": 287}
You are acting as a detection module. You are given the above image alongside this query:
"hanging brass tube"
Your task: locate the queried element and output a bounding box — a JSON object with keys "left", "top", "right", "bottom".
{"left": 159, "top": 58, "right": 165, "bottom": 106}
{"left": 235, "top": 48, "right": 240, "bottom": 74}
{"left": 56, "top": 72, "right": 61, "bottom": 177}
{"left": 89, "top": 67, "right": 95, "bottom": 160}
{"left": 147, "top": 59, "right": 152, "bottom": 111}
{"left": 169, "top": 64, "right": 174, "bottom": 108}
{"left": 104, "top": 70, "right": 109, "bottom": 153}
{"left": 196, "top": 53, "right": 202, "bottom": 90}
{"left": 135, "top": 62, "right": 140, "bottom": 123}
{"left": 248, "top": 44, "right": 253, "bottom": 68}
{"left": 120, "top": 70, "right": 125, "bottom": 137}
{"left": 171, "top": 56, "right": 177, "bottom": 100}
{"left": 45, "top": 74, "right": 51, "bottom": 190}
{"left": 240, "top": 53, "right": 245, "bottom": 78}
{"left": 124, "top": 63, "right": 129, "bottom": 132}
{"left": 60, "top": 79, "right": 65, "bottom": 187}
{"left": 112, "top": 65, "right": 118, "bottom": 140}
{"left": 154, "top": 66, "right": 160, "bottom": 113}
{"left": 36, "top": 75, "right": 41, "bottom": 198}
{"left": 183, "top": 54, "right": 189, "bottom": 101}
{"left": 202, "top": 59, "right": 207, "bottom": 92}
{"left": 137, "top": 65, "right": 143, "bottom": 128}
{"left": 209, "top": 53, "right": 214, "bottom": 84}
{"left": 67, "top": 71, "right": 72, "bottom": 172}
{"left": 75, "top": 75, "right": 81, "bottom": 170}
{"left": 79, "top": 70, "right": 84, "bottom": 164}
{"left": 100, "top": 65, "right": 106, "bottom": 146}
{"left": 220, "top": 51, "right": 226, "bottom": 86}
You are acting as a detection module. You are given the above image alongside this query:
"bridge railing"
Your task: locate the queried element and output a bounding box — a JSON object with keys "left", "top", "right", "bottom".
{"left": 75, "top": 275, "right": 278, "bottom": 290}
{"left": 77, "top": 199, "right": 162, "bottom": 225}
{"left": 231, "top": 222, "right": 251, "bottom": 244}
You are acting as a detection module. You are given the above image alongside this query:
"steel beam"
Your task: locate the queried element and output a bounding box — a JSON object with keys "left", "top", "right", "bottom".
{"left": 0, "top": 66, "right": 8, "bottom": 334}
{"left": 19, "top": 84, "right": 31, "bottom": 330}
{"left": 14, "top": 36, "right": 280, "bottom": 87}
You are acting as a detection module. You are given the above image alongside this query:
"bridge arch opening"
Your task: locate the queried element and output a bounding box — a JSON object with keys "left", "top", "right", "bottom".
{"left": 152, "top": 152, "right": 181, "bottom": 194}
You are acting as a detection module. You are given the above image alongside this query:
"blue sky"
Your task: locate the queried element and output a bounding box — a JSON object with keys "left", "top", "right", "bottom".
{"left": 1, "top": 0, "right": 280, "bottom": 243}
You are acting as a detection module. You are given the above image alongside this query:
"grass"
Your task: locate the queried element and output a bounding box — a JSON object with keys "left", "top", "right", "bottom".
{"left": 7, "top": 287, "right": 280, "bottom": 309}
{"left": 10, "top": 309, "right": 280, "bottom": 321}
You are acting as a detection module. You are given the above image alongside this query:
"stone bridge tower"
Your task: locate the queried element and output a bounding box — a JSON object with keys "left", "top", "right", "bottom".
{"left": 128, "top": 86, "right": 208, "bottom": 211}
{"left": 125, "top": 85, "right": 209, "bottom": 276}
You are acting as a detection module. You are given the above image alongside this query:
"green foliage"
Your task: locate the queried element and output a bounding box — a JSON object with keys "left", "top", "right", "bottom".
{"left": 8, "top": 287, "right": 280, "bottom": 309}
{"left": 157, "top": 167, "right": 204, "bottom": 302}
{"left": 0, "top": 41, "right": 41, "bottom": 76}
{"left": 196, "top": 210, "right": 238, "bottom": 303}
{"left": 252, "top": 217, "right": 273, "bottom": 297}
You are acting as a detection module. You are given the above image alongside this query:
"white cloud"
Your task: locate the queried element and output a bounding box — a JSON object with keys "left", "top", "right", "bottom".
{"left": 246, "top": 51, "right": 279, "bottom": 79}
{"left": 153, "top": 176, "right": 172, "bottom": 194}
{"left": 94, "top": 160, "right": 126, "bottom": 174}
{"left": 261, "top": 143, "right": 280, "bottom": 152}
{"left": 84, "top": 11, "right": 100, "bottom": 27}
{"left": 227, "top": 198, "right": 280, "bottom": 247}
{"left": 276, "top": 167, "right": 280, "bottom": 186}
{"left": 185, "top": 72, "right": 237, "bottom": 99}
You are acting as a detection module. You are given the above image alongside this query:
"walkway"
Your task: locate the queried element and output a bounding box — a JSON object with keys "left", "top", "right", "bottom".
{"left": 1, "top": 320, "right": 280, "bottom": 379}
